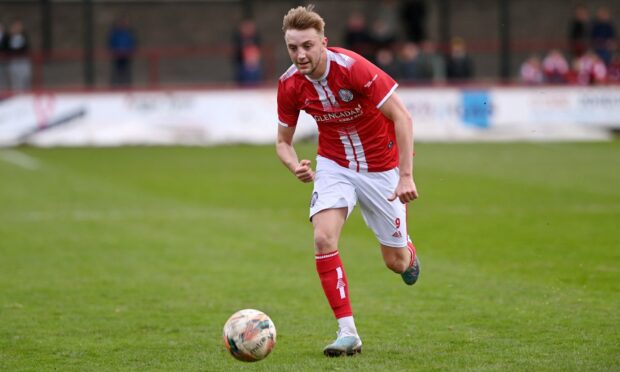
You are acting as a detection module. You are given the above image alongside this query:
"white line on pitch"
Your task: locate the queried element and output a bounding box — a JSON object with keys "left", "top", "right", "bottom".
{"left": 0, "top": 149, "right": 41, "bottom": 170}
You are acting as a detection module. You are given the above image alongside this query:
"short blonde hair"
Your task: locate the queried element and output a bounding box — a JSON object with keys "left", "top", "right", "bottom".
{"left": 282, "top": 4, "right": 325, "bottom": 35}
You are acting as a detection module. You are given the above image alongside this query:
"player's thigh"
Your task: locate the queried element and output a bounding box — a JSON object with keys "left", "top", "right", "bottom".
{"left": 356, "top": 169, "right": 409, "bottom": 248}
{"left": 309, "top": 156, "right": 357, "bottom": 221}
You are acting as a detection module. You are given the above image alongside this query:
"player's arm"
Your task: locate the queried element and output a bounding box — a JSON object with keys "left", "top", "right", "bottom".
{"left": 379, "top": 92, "right": 419, "bottom": 203}
{"left": 276, "top": 125, "right": 315, "bottom": 183}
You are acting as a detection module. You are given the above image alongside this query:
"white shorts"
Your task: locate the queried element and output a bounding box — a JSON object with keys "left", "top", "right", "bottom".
{"left": 309, "top": 156, "right": 410, "bottom": 248}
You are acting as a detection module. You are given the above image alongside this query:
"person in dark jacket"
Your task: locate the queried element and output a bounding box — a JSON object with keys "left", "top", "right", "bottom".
{"left": 232, "top": 19, "right": 263, "bottom": 86}
{"left": 4, "top": 20, "right": 31, "bottom": 92}
{"left": 108, "top": 17, "right": 137, "bottom": 87}
{"left": 0, "top": 22, "right": 8, "bottom": 92}
{"left": 446, "top": 37, "right": 474, "bottom": 82}
{"left": 568, "top": 4, "right": 590, "bottom": 59}
{"left": 590, "top": 7, "right": 616, "bottom": 65}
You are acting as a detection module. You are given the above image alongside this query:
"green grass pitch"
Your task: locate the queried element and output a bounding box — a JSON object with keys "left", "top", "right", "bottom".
{"left": 1, "top": 142, "right": 619, "bottom": 371}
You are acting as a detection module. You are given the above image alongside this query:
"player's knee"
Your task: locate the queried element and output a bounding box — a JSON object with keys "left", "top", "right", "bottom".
{"left": 313, "top": 230, "right": 338, "bottom": 254}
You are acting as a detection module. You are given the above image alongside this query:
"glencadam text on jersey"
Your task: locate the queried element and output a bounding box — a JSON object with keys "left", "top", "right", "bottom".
{"left": 313, "top": 104, "right": 363, "bottom": 123}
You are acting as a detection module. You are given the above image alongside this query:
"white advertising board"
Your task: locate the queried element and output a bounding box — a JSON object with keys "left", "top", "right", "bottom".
{"left": 0, "top": 86, "right": 616, "bottom": 147}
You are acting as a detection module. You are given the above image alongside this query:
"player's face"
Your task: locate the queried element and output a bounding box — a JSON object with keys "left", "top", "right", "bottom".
{"left": 284, "top": 28, "right": 327, "bottom": 79}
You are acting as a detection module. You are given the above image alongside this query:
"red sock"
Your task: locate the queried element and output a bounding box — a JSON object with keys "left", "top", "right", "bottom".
{"left": 315, "top": 251, "right": 352, "bottom": 319}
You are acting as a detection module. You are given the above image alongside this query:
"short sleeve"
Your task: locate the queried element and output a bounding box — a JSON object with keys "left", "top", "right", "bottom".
{"left": 349, "top": 56, "right": 398, "bottom": 109}
{"left": 277, "top": 79, "right": 300, "bottom": 127}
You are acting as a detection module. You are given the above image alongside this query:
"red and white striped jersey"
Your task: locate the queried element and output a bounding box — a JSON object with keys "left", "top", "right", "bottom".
{"left": 278, "top": 47, "right": 399, "bottom": 172}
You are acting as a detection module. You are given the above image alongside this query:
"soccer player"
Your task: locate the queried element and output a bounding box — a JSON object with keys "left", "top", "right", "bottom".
{"left": 276, "top": 5, "right": 420, "bottom": 357}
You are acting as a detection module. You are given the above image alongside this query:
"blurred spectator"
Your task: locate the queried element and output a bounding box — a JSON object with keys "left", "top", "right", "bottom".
{"left": 237, "top": 44, "right": 262, "bottom": 85}
{"left": 4, "top": 20, "right": 31, "bottom": 92}
{"left": 401, "top": 0, "right": 427, "bottom": 43}
{"left": 520, "top": 55, "right": 544, "bottom": 84}
{"left": 416, "top": 40, "right": 445, "bottom": 83}
{"left": 568, "top": 4, "right": 590, "bottom": 58}
{"left": 572, "top": 50, "right": 607, "bottom": 85}
{"left": 108, "top": 17, "right": 137, "bottom": 87}
{"left": 398, "top": 42, "right": 421, "bottom": 82}
{"left": 542, "top": 49, "right": 569, "bottom": 83}
{"left": 343, "top": 12, "right": 373, "bottom": 60}
{"left": 446, "top": 37, "right": 474, "bottom": 81}
{"left": 369, "top": 18, "right": 397, "bottom": 60}
{"left": 368, "top": 0, "right": 399, "bottom": 60}
{"left": 590, "top": 7, "right": 616, "bottom": 65}
{"left": 373, "top": 0, "right": 400, "bottom": 40}
{"left": 374, "top": 48, "right": 400, "bottom": 79}
{"left": 608, "top": 52, "right": 620, "bottom": 83}
{"left": 233, "top": 19, "right": 263, "bottom": 86}
{"left": 0, "top": 22, "right": 7, "bottom": 92}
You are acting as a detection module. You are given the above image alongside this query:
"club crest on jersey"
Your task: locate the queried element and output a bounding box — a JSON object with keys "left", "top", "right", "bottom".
{"left": 338, "top": 89, "right": 354, "bottom": 102}
{"left": 310, "top": 192, "right": 319, "bottom": 208}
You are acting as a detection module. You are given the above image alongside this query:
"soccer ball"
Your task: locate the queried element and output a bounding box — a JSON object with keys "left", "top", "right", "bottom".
{"left": 222, "top": 309, "right": 276, "bottom": 362}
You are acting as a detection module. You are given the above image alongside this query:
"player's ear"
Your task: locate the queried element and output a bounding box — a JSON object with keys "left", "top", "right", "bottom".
{"left": 322, "top": 37, "right": 328, "bottom": 47}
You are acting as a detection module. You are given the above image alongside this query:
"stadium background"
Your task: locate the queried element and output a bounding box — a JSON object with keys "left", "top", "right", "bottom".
{"left": 0, "top": 0, "right": 618, "bottom": 88}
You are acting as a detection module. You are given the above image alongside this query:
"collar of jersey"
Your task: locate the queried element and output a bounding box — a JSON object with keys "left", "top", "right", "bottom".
{"left": 304, "top": 49, "right": 332, "bottom": 82}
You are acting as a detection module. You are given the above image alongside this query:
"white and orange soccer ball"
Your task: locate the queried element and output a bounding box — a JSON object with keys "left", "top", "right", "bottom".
{"left": 222, "top": 309, "right": 276, "bottom": 362}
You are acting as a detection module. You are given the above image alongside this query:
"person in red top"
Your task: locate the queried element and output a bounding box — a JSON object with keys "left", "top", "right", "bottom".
{"left": 276, "top": 5, "right": 421, "bottom": 357}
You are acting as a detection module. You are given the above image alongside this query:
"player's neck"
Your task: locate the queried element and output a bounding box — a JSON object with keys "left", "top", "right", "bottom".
{"left": 308, "top": 49, "right": 328, "bottom": 80}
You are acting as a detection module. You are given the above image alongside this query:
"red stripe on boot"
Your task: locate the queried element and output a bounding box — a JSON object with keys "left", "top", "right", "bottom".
{"left": 315, "top": 251, "right": 353, "bottom": 319}
{"left": 407, "top": 241, "right": 417, "bottom": 269}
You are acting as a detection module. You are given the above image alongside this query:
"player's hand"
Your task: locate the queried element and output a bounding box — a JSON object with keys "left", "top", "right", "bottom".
{"left": 294, "top": 159, "right": 315, "bottom": 183}
{"left": 388, "top": 176, "right": 418, "bottom": 204}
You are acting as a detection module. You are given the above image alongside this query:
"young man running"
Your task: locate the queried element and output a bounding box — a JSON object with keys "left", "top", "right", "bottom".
{"left": 276, "top": 5, "right": 421, "bottom": 357}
